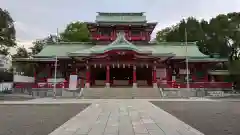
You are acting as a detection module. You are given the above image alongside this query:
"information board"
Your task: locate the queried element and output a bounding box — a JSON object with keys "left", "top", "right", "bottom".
{"left": 69, "top": 75, "right": 78, "bottom": 90}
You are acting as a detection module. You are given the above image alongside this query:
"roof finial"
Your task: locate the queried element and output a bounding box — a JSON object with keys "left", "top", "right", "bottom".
{"left": 117, "top": 31, "right": 125, "bottom": 37}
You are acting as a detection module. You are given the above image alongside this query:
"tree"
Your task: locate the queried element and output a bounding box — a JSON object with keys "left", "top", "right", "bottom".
{"left": 156, "top": 27, "right": 173, "bottom": 42}
{"left": 155, "top": 12, "right": 240, "bottom": 90}
{"left": 12, "top": 46, "right": 33, "bottom": 76}
{"left": 60, "top": 22, "right": 90, "bottom": 42}
{"left": 30, "top": 40, "right": 44, "bottom": 55}
{"left": 0, "top": 8, "right": 16, "bottom": 55}
{"left": 30, "top": 34, "right": 58, "bottom": 55}
{"left": 155, "top": 15, "right": 235, "bottom": 57}
{"left": 12, "top": 46, "right": 29, "bottom": 58}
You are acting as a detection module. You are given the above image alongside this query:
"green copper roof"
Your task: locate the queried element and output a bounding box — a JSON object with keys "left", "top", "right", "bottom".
{"left": 187, "top": 57, "right": 228, "bottom": 62}
{"left": 34, "top": 43, "right": 93, "bottom": 58}
{"left": 69, "top": 32, "right": 150, "bottom": 56}
{"left": 98, "top": 12, "right": 145, "bottom": 16}
{"left": 149, "top": 44, "right": 208, "bottom": 57}
{"left": 34, "top": 39, "right": 208, "bottom": 59}
{"left": 93, "top": 32, "right": 150, "bottom": 54}
{"left": 96, "top": 12, "right": 147, "bottom": 23}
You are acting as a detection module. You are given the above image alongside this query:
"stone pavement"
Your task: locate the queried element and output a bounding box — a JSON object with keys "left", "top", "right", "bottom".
{"left": 46, "top": 99, "right": 205, "bottom": 135}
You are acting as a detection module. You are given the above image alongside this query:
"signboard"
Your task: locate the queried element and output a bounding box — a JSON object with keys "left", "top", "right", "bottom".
{"left": 157, "top": 68, "right": 166, "bottom": 79}
{"left": 0, "top": 83, "right": 13, "bottom": 92}
{"left": 47, "top": 78, "right": 64, "bottom": 83}
{"left": 180, "top": 69, "right": 190, "bottom": 74}
{"left": 207, "top": 91, "right": 224, "bottom": 97}
{"left": 69, "top": 75, "right": 78, "bottom": 90}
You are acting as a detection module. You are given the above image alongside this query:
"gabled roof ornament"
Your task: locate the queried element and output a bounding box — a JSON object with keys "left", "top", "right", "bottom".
{"left": 109, "top": 31, "right": 134, "bottom": 46}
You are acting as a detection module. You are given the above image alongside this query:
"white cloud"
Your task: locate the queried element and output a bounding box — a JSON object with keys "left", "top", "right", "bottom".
{"left": 16, "top": 40, "right": 34, "bottom": 49}
{"left": 9, "top": 40, "right": 33, "bottom": 55}
{"left": 14, "top": 21, "right": 50, "bottom": 41}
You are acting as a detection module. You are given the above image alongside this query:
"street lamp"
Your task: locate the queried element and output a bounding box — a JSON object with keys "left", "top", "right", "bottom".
{"left": 53, "top": 28, "right": 59, "bottom": 98}
{"left": 53, "top": 55, "right": 57, "bottom": 98}
{"left": 185, "top": 28, "right": 190, "bottom": 90}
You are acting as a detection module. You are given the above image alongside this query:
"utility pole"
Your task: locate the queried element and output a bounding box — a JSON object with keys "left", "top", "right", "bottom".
{"left": 53, "top": 28, "right": 59, "bottom": 98}
{"left": 185, "top": 28, "right": 190, "bottom": 90}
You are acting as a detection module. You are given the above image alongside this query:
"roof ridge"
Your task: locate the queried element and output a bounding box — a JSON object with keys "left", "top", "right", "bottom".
{"left": 46, "top": 42, "right": 93, "bottom": 45}
{"left": 151, "top": 41, "right": 197, "bottom": 46}
{"left": 108, "top": 32, "right": 136, "bottom": 46}
{"left": 108, "top": 32, "right": 136, "bottom": 47}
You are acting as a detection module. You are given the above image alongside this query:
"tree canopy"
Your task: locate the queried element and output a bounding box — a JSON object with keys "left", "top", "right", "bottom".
{"left": 156, "top": 12, "right": 240, "bottom": 88}
{"left": 30, "top": 34, "right": 57, "bottom": 55}
{"left": 0, "top": 8, "right": 16, "bottom": 55}
{"left": 156, "top": 13, "right": 240, "bottom": 58}
{"left": 60, "top": 22, "right": 90, "bottom": 42}
{"left": 11, "top": 46, "right": 33, "bottom": 76}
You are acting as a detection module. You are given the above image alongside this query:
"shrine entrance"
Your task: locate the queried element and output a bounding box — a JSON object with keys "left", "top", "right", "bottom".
{"left": 91, "top": 67, "right": 106, "bottom": 87}
{"left": 110, "top": 67, "right": 133, "bottom": 87}
{"left": 136, "top": 67, "right": 153, "bottom": 87}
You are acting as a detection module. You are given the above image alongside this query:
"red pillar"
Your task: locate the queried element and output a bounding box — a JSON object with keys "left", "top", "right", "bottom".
{"left": 34, "top": 65, "right": 37, "bottom": 84}
{"left": 85, "top": 65, "right": 90, "bottom": 87}
{"left": 152, "top": 66, "right": 157, "bottom": 83}
{"left": 152, "top": 66, "right": 157, "bottom": 88}
{"left": 133, "top": 65, "right": 137, "bottom": 87}
{"left": 106, "top": 65, "right": 110, "bottom": 87}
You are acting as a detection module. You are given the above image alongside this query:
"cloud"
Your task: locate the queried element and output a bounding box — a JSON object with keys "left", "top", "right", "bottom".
{"left": 14, "top": 21, "right": 50, "bottom": 41}
{"left": 16, "top": 40, "right": 34, "bottom": 49}
{"left": 8, "top": 40, "right": 33, "bottom": 55}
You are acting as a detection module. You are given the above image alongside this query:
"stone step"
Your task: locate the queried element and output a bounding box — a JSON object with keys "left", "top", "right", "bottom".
{"left": 82, "top": 88, "right": 162, "bottom": 99}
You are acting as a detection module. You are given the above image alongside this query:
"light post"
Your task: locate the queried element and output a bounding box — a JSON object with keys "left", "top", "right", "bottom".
{"left": 53, "top": 56, "right": 57, "bottom": 98}
{"left": 185, "top": 28, "right": 190, "bottom": 90}
{"left": 53, "top": 28, "right": 59, "bottom": 98}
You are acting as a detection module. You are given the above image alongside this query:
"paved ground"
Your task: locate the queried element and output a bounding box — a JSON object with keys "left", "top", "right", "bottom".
{"left": 152, "top": 101, "right": 240, "bottom": 135}
{"left": 0, "top": 98, "right": 222, "bottom": 135}
{"left": 48, "top": 99, "right": 204, "bottom": 135}
{"left": 0, "top": 94, "right": 33, "bottom": 101}
{"left": 0, "top": 104, "right": 89, "bottom": 135}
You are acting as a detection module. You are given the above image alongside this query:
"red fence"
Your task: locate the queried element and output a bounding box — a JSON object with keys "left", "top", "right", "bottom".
{"left": 158, "top": 81, "right": 233, "bottom": 89}
{"left": 14, "top": 82, "right": 70, "bottom": 89}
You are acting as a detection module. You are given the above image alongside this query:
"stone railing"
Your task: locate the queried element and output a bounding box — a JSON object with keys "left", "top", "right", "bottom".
{"left": 158, "top": 81, "right": 233, "bottom": 89}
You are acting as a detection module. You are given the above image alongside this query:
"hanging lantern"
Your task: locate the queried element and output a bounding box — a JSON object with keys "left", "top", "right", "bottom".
{"left": 94, "top": 64, "right": 97, "bottom": 68}
{"left": 100, "top": 64, "right": 102, "bottom": 68}
{"left": 117, "top": 63, "right": 120, "bottom": 68}
{"left": 128, "top": 64, "right": 130, "bottom": 68}
{"left": 123, "top": 64, "right": 125, "bottom": 68}
{"left": 112, "top": 64, "right": 115, "bottom": 68}
{"left": 146, "top": 64, "right": 148, "bottom": 68}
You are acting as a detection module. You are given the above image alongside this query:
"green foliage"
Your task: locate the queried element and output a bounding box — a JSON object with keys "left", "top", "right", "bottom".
{"left": 0, "top": 8, "right": 16, "bottom": 55}
{"left": 30, "top": 34, "right": 58, "bottom": 55}
{"left": 156, "top": 12, "right": 240, "bottom": 88}
{"left": 60, "top": 22, "right": 90, "bottom": 42}
{"left": 30, "top": 40, "right": 44, "bottom": 55}
{"left": 156, "top": 27, "right": 173, "bottom": 42}
{"left": 155, "top": 13, "right": 240, "bottom": 58}
{"left": 11, "top": 46, "right": 34, "bottom": 76}
{"left": 12, "top": 46, "right": 29, "bottom": 58}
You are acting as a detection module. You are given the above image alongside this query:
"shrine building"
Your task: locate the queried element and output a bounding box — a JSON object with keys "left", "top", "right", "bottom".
{"left": 14, "top": 12, "right": 233, "bottom": 89}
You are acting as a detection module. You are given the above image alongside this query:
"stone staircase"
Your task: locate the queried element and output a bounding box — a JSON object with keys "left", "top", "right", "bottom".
{"left": 82, "top": 87, "right": 162, "bottom": 99}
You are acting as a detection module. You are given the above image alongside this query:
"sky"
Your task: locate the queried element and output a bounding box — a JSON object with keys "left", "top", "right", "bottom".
{"left": 1, "top": 0, "right": 240, "bottom": 51}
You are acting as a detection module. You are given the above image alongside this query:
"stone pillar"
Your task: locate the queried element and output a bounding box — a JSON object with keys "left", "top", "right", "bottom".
{"left": 152, "top": 66, "right": 157, "bottom": 88}
{"left": 133, "top": 65, "right": 137, "bottom": 88}
{"left": 85, "top": 65, "right": 90, "bottom": 88}
{"left": 33, "top": 65, "right": 37, "bottom": 82}
{"left": 106, "top": 65, "right": 110, "bottom": 88}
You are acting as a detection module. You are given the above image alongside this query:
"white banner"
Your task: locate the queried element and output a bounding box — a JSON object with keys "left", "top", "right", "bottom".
{"left": 179, "top": 69, "right": 190, "bottom": 74}
{"left": 47, "top": 78, "right": 65, "bottom": 83}
{"left": 69, "top": 75, "right": 78, "bottom": 90}
{"left": 0, "top": 83, "right": 13, "bottom": 92}
{"left": 157, "top": 68, "right": 166, "bottom": 79}
{"left": 14, "top": 75, "right": 34, "bottom": 82}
